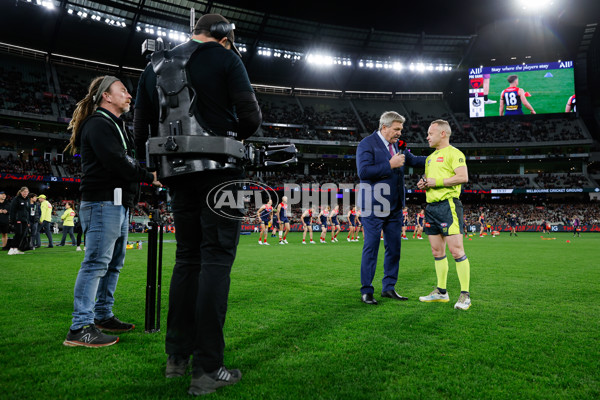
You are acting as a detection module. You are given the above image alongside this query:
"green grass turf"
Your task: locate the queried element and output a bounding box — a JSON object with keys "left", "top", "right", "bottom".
{"left": 484, "top": 68, "right": 575, "bottom": 116}
{"left": 1, "top": 231, "right": 599, "bottom": 399}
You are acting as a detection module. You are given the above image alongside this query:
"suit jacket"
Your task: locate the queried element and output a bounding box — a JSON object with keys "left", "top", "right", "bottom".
{"left": 356, "top": 131, "right": 426, "bottom": 217}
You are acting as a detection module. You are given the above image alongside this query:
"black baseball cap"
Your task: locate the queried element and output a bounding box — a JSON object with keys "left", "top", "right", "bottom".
{"left": 194, "top": 14, "right": 241, "bottom": 58}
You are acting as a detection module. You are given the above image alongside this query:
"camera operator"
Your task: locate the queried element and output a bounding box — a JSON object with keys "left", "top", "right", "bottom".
{"left": 63, "top": 76, "right": 161, "bottom": 348}
{"left": 134, "top": 13, "right": 261, "bottom": 396}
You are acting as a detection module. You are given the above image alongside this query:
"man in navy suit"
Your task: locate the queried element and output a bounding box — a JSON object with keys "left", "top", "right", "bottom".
{"left": 356, "top": 111, "right": 426, "bottom": 305}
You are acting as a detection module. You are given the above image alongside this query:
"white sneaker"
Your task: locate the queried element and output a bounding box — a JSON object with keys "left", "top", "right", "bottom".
{"left": 283, "top": 239, "right": 289, "bottom": 244}
{"left": 352, "top": 239, "right": 359, "bottom": 242}
{"left": 417, "top": 237, "right": 423, "bottom": 240}
{"left": 258, "top": 241, "right": 263, "bottom": 245}
{"left": 356, "top": 236, "right": 360, "bottom": 239}
{"left": 309, "top": 241, "right": 316, "bottom": 244}
{"left": 347, "top": 238, "right": 351, "bottom": 242}
{"left": 263, "top": 242, "right": 270, "bottom": 245}
{"left": 14, "top": 249, "right": 24, "bottom": 255}
{"left": 419, "top": 288, "right": 450, "bottom": 303}
{"left": 484, "top": 99, "right": 497, "bottom": 104}
{"left": 454, "top": 293, "right": 471, "bottom": 310}
{"left": 320, "top": 240, "right": 326, "bottom": 243}
{"left": 279, "top": 241, "right": 285, "bottom": 245}
{"left": 76, "top": 246, "right": 82, "bottom": 251}
{"left": 8, "top": 248, "right": 15, "bottom": 255}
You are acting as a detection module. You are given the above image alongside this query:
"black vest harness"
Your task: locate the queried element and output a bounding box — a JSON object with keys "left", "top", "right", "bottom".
{"left": 147, "top": 40, "right": 244, "bottom": 180}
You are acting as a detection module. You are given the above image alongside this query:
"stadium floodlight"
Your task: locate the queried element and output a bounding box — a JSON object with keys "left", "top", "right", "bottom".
{"left": 307, "top": 54, "right": 334, "bottom": 66}
{"left": 416, "top": 63, "right": 425, "bottom": 72}
{"left": 393, "top": 62, "right": 403, "bottom": 71}
{"left": 67, "top": 8, "right": 73, "bottom": 14}
{"left": 517, "top": 0, "right": 554, "bottom": 11}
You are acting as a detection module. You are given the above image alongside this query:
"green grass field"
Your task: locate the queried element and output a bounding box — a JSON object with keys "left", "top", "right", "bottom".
{"left": 1, "top": 231, "right": 599, "bottom": 399}
{"left": 484, "top": 68, "right": 575, "bottom": 116}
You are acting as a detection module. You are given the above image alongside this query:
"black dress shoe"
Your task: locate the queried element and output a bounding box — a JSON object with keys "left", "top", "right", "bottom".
{"left": 361, "top": 293, "right": 378, "bottom": 305}
{"left": 381, "top": 290, "right": 408, "bottom": 301}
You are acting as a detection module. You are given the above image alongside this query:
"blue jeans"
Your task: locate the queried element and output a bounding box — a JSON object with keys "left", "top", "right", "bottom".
{"left": 31, "top": 222, "right": 41, "bottom": 247}
{"left": 70, "top": 201, "right": 129, "bottom": 330}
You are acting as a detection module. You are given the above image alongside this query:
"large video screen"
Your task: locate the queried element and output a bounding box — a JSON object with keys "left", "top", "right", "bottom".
{"left": 468, "top": 61, "right": 575, "bottom": 118}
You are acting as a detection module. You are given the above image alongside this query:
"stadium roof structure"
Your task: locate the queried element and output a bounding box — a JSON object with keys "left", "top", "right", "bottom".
{"left": 1, "top": 0, "right": 598, "bottom": 93}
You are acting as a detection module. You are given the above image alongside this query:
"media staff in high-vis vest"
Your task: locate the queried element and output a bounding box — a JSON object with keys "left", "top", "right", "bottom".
{"left": 57, "top": 202, "right": 76, "bottom": 247}
{"left": 417, "top": 119, "right": 473, "bottom": 310}
{"left": 38, "top": 194, "right": 53, "bottom": 247}
{"left": 62, "top": 75, "right": 161, "bottom": 348}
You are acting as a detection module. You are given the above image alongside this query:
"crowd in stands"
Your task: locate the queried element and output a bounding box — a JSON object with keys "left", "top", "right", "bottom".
{"left": 463, "top": 202, "right": 600, "bottom": 226}
{"left": 0, "top": 154, "right": 52, "bottom": 175}
{"left": 471, "top": 174, "right": 529, "bottom": 189}
{"left": 534, "top": 172, "right": 592, "bottom": 188}
{"left": 462, "top": 118, "right": 585, "bottom": 143}
{"left": 2, "top": 153, "right": 595, "bottom": 191}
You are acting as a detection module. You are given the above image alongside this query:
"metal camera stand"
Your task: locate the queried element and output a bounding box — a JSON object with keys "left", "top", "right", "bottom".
{"left": 144, "top": 208, "right": 164, "bottom": 333}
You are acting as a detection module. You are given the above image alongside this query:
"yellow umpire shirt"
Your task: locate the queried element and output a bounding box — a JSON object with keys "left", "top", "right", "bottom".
{"left": 424, "top": 145, "right": 467, "bottom": 203}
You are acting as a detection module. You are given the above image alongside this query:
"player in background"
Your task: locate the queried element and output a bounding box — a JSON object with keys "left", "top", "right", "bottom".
{"left": 317, "top": 205, "right": 330, "bottom": 243}
{"left": 572, "top": 215, "right": 581, "bottom": 237}
{"left": 257, "top": 199, "right": 273, "bottom": 245}
{"left": 401, "top": 207, "right": 409, "bottom": 240}
{"left": 355, "top": 210, "right": 363, "bottom": 241}
{"left": 347, "top": 206, "right": 357, "bottom": 242}
{"left": 271, "top": 220, "right": 278, "bottom": 237}
{"left": 565, "top": 94, "right": 576, "bottom": 113}
{"left": 301, "top": 207, "right": 316, "bottom": 244}
{"left": 330, "top": 205, "right": 341, "bottom": 242}
{"left": 414, "top": 208, "right": 425, "bottom": 240}
{"left": 479, "top": 212, "right": 486, "bottom": 237}
{"left": 483, "top": 74, "right": 496, "bottom": 105}
{"left": 509, "top": 213, "right": 518, "bottom": 237}
{"left": 276, "top": 196, "right": 290, "bottom": 244}
{"left": 499, "top": 75, "right": 536, "bottom": 116}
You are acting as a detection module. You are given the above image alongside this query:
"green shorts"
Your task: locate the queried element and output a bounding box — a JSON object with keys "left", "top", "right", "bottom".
{"left": 424, "top": 198, "right": 464, "bottom": 236}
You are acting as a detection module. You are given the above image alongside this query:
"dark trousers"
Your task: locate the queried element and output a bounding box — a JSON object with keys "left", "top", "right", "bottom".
{"left": 165, "top": 177, "right": 242, "bottom": 374}
{"left": 360, "top": 208, "right": 402, "bottom": 294}
{"left": 60, "top": 225, "right": 76, "bottom": 245}
{"left": 13, "top": 221, "right": 27, "bottom": 249}
{"left": 41, "top": 220, "right": 53, "bottom": 246}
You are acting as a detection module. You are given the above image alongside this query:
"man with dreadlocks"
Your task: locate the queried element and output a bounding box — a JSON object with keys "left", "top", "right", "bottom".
{"left": 62, "top": 75, "right": 161, "bottom": 348}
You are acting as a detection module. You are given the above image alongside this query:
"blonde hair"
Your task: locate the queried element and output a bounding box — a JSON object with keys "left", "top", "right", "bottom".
{"left": 65, "top": 76, "right": 107, "bottom": 155}
{"left": 430, "top": 119, "right": 452, "bottom": 136}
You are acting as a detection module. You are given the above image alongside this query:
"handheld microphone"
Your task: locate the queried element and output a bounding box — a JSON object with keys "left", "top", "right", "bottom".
{"left": 397, "top": 139, "right": 407, "bottom": 154}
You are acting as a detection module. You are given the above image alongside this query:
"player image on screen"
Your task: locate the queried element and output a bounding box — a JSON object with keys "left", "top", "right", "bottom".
{"left": 565, "top": 94, "right": 576, "bottom": 113}
{"left": 469, "top": 61, "right": 575, "bottom": 117}
{"left": 499, "top": 75, "right": 536, "bottom": 116}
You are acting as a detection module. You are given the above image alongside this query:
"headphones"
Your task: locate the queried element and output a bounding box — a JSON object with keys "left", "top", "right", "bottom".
{"left": 210, "top": 21, "right": 235, "bottom": 40}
